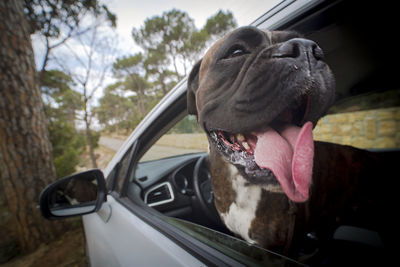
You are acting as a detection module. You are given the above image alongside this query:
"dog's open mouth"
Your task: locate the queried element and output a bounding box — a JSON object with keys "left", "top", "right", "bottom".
{"left": 208, "top": 95, "right": 314, "bottom": 202}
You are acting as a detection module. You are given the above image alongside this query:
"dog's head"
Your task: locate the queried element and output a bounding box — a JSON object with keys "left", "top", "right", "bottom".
{"left": 187, "top": 26, "right": 335, "bottom": 202}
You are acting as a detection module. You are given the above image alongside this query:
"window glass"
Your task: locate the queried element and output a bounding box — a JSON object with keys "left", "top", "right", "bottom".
{"left": 163, "top": 216, "right": 302, "bottom": 266}
{"left": 140, "top": 115, "right": 208, "bottom": 162}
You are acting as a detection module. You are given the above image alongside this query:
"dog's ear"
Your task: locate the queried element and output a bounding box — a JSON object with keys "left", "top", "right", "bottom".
{"left": 187, "top": 59, "right": 202, "bottom": 115}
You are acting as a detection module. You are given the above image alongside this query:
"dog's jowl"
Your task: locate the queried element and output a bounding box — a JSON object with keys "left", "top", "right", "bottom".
{"left": 187, "top": 26, "right": 391, "bottom": 259}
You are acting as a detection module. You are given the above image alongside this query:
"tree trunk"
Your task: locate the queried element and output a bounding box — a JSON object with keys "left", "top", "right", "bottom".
{"left": 83, "top": 98, "right": 97, "bottom": 168}
{"left": 136, "top": 86, "right": 147, "bottom": 118}
{"left": 0, "top": 0, "right": 64, "bottom": 253}
{"left": 84, "top": 117, "right": 98, "bottom": 168}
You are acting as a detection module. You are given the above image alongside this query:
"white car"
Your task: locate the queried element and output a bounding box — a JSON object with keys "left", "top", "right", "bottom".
{"left": 40, "top": 0, "right": 398, "bottom": 266}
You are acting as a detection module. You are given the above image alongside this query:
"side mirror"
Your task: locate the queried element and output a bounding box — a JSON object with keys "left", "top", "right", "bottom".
{"left": 39, "top": 169, "right": 107, "bottom": 220}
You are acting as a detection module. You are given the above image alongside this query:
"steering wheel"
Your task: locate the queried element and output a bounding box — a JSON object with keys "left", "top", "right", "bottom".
{"left": 193, "top": 154, "right": 221, "bottom": 225}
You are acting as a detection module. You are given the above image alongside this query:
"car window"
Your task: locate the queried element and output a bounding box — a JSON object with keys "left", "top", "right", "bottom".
{"left": 163, "top": 216, "right": 302, "bottom": 266}
{"left": 139, "top": 114, "right": 208, "bottom": 162}
{"left": 119, "top": 111, "right": 305, "bottom": 265}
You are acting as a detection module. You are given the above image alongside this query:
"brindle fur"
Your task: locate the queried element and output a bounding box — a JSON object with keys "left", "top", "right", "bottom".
{"left": 187, "top": 26, "right": 395, "bottom": 260}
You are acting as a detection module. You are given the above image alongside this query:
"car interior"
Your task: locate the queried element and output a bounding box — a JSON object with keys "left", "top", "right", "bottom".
{"left": 116, "top": 0, "right": 399, "bottom": 265}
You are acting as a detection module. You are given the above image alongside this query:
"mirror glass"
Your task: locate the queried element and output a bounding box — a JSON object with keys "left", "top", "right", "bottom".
{"left": 47, "top": 173, "right": 98, "bottom": 216}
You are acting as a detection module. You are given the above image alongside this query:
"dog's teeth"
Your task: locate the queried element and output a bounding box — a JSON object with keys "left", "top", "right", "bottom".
{"left": 242, "top": 141, "right": 250, "bottom": 150}
{"left": 236, "top": 134, "right": 245, "bottom": 141}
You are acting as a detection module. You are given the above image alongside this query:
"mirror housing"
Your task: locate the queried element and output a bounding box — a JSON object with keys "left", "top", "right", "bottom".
{"left": 39, "top": 169, "right": 107, "bottom": 220}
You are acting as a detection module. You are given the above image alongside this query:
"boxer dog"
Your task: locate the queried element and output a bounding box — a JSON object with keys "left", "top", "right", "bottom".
{"left": 187, "top": 26, "right": 392, "bottom": 259}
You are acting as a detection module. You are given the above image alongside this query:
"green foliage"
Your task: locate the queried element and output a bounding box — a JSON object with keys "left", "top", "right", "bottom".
{"left": 49, "top": 118, "right": 87, "bottom": 178}
{"left": 113, "top": 53, "right": 144, "bottom": 78}
{"left": 110, "top": 55, "right": 151, "bottom": 120}
{"left": 91, "top": 130, "right": 100, "bottom": 149}
{"left": 42, "top": 70, "right": 88, "bottom": 178}
{"left": 42, "top": 70, "right": 74, "bottom": 94}
{"left": 41, "top": 70, "right": 82, "bottom": 124}
{"left": 97, "top": 82, "right": 139, "bottom": 133}
{"left": 23, "top": 0, "right": 117, "bottom": 37}
{"left": 132, "top": 9, "right": 195, "bottom": 79}
{"left": 100, "top": 9, "right": 237, "bottom": 134}
{"left": 203, "top": 10, "right": 237, "bottom": 37}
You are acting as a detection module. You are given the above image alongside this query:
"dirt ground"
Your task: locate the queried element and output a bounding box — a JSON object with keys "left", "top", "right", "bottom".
{"left": 1, "top": 227, "right": 86, "bottom": 267}
{"left": 0, "top": 144, "right": 116, "bottom": 267}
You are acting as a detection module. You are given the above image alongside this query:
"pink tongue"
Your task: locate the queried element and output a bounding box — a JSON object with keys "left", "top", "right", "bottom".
{"left": 253, "top": 122, "right": 314, "bottom": 202}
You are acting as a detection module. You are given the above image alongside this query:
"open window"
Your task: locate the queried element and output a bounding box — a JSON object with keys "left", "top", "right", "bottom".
{"left": 106, "top": 94, "right": 304, "bottom": 265}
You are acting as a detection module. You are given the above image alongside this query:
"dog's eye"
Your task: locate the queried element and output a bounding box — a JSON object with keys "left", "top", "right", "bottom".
{"left": 230, "top": 49, "right": 245, "bottom": 58}
{"left": 224, "top": 45, "right": 248, "bottom": 59}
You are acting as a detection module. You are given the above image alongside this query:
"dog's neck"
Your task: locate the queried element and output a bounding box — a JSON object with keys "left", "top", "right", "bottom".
{"left": 219, "top": 163, "right": 262, "bottom": 244}
{"left": 209, "top": 145, "right": 298, "bottom": 251}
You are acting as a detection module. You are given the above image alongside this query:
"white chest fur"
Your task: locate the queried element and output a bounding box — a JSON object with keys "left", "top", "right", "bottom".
{"left": 220, "top": 165, "right": 262, "bottom": 244}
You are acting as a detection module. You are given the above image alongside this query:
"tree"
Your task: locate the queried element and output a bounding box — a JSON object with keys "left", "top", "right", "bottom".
{"left": 203, "top": 10, "right": 237, "bottom": 40}
{"left": 0, "top": 0, "right": 64, "bottom": 252}
{"left": 97, "top": 83, "right": 137, "bottom": 133}
{"left": 23, "top": 0, "right": 116, "bottom": 82}
{"left": 132, "top": 9, "right": 237, "bottom": 82}
{"left": 181, "top": 10, "right": 237, "bottom": 66}
{"left": 144, "top": 49, "right": 177, "bottom": 96}
{"left": 113, "top": 53, "right": 151, "bottom": 118}
{"left": 57, "top": 23, "right": 117, "bottom": 168}
{"left": 132, "top": 9, "right": 197, "bottom": 79}
{"left": 41, "top": 70, "right": 87, "bottom": 178}
{"left": 41, "top": 69, "right": 81, "bottom": 124}
{"left": 100, "top": 9, "right": 237, "bottom": 135}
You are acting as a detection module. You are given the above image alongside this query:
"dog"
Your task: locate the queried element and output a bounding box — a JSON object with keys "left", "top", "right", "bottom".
{"left": 187, "top": 26, "right": 395, "bottom": 261}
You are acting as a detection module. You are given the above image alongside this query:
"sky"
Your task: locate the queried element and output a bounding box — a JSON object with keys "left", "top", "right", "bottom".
{"left": 32, "top": 0, "right": 281, "bottom": 120}
{"left": 106, "top": 0, "right": 281, "bottom": 56}
{"left": 33, "top": 0, "right": 282, "bottom": 76}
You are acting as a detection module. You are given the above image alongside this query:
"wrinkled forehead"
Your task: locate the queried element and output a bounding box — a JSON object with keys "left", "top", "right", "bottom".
{"left": 199, "top": 27, "right": 300, "bottom": 78}
{"left": 200, "top": 27, "right": 267, "bottom": 74}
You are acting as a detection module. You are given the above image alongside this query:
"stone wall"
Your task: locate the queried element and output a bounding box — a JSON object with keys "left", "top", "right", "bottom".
{"left": 313, "top": 107, "right": 400, "bottom": 149}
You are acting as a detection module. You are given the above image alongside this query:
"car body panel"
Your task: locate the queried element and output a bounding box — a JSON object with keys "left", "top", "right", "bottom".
{"left": 83, "top": 195, "right": 205, "bottom": 267}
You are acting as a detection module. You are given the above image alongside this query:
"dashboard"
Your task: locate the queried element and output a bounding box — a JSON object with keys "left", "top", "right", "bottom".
{"left": 132, "top": 153, "right": 214, "bottom": 224}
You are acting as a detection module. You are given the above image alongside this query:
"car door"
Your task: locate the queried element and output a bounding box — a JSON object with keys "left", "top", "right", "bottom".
{"left": 80, "top": 81, "right": 236, "bottom": 266}
{"left": 82, "top": 142, "right": 206, "bottom": 267}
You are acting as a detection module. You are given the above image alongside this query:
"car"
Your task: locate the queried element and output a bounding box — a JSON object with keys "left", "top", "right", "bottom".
{"left": 39, "top": 0, "right": 399, "bottom": 266}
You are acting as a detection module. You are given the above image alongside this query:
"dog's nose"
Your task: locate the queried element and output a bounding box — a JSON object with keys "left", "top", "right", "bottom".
{"left": 272, "top": 38, "right": 324, "bottom": 61}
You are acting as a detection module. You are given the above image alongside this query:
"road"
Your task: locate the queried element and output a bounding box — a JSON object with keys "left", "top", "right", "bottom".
{"left": 99, "top": 136, "right": 205, "bottom": 161}
{"left": 99, "top": 136, "right": 125, "bottom": 152}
